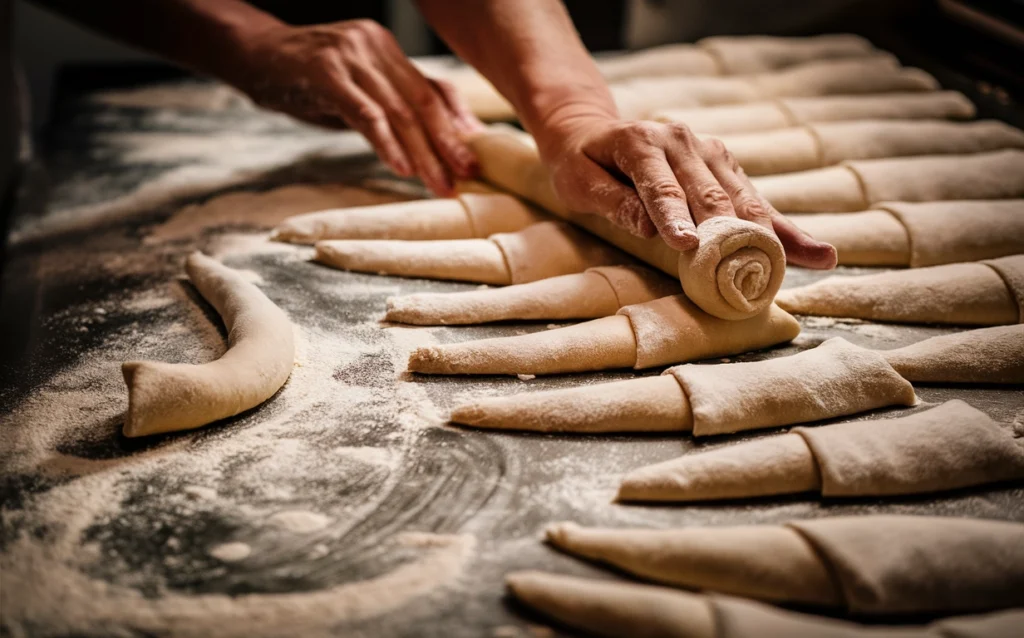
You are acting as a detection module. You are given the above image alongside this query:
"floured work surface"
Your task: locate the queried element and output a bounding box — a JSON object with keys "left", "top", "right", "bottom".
{"left": 1, "top": 72, "right": 1023, "bottom": 638}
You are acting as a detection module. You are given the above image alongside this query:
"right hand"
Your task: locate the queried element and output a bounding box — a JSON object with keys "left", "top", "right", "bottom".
{"left": 225, "top": 19, "right": 484, "bottom": 196}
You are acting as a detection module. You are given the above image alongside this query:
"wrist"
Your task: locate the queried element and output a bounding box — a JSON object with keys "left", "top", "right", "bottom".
{"left": 522, "top": 87, "right": 618, "bottom": 160}
{"left": 196, "top": 8, "right": 285, "bottom": 86}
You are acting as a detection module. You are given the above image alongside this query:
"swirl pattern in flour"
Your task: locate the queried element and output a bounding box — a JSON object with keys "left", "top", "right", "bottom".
{"left": 678, "top": 217, "right": 786, "bottom": 320}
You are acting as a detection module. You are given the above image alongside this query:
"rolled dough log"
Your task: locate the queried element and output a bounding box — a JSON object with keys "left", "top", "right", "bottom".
{"left": 717, "top": 120, "right": 1024, "bottom": 176}
{"left": 451, "top": 337, "right": 914, "bottom": 435}
{"left": 384, "top": 265, "right": 679, "bottom": 325}
{"left": 754, "top": 149, "right": 1024, "bottom": 212}
{"left": 619, "top": 400, "right": 1024, "bottom": 502}
{"left": 507, "top": 571, "right": 1024, "bottom": 638}
{"left": 121, "top": 252, "right": 295, "bottom": 437}
{"left": 883, "top": 324, "right": 1024, "bottom": 384}
{"left": 469, "top": 131, "right": 788, "bottom": 320}
{"left": 408, "top": 295, "right": 800, "bottom": 376}
{"left": 652, "top": 91, "right": 976, "bottom": 135}
{"left": 314, "top": 220, "right": 629, "bottom": 285}
{"left": 614, "top": 56, "right": 935, "bottom": 118}
{"left": 776, "top": 254, "right": 1024, "bottom": 325}
{"left": 789, "top": 200, "right": 1024, "bottom": 267}
{"left": 543, "top": 515, "right": 1024, "bottom": 615}
{"left": 698, "top": 33, "right": 876, "bottom": 75}
{"left": 271, "top": 193, "right": 547, "bottom": 244}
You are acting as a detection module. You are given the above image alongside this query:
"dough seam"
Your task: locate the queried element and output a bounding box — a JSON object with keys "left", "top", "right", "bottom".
{"left": 839, "top": 163, "right": 871, "bottom": 210}
{"left": 773, "top": 98, "right": 801, "bottom": 127}
{"left": 790, "top": 428, "right": 835, "bottom": 496}
{"left": 699, "top": 45, "right": 730, "bottom": 76}
{"left": 783, "top": 523, "right": 854, "bottom": 612}
{"left": 873, "top": 204, "right": 920, "bottom": 267}
{"left": 983, "top": 261, "right": 1024, "bottom": 323}
{"left": 588, "top": 268, "right": 631, "bottom": 309}
{"left": 458, "top": 196, "right": 483, "bottom": 238}
{"left": 802, "top": 124, "right": 828, "bottom": 169}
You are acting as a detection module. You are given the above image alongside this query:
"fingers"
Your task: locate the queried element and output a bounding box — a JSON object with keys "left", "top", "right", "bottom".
{"left": 554, "top": 156, "right": 655, "bottom": 239}
{"left": 772, "top": 213, "right": 839, "bottom": 269}
{"left": 700, "top": 138, "right": 773, "bottom": 231}
{"left": 614, "top": 147, "right": 697, "bottom": 251}
{"left": 430, "top": 78, "right": 485, "bottom": 136}
{"left": 327, "top": 76, "right": 413, "bottom": 178}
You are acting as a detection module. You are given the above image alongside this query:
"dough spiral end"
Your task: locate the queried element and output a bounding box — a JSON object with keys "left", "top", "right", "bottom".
{"left": 679, "top": 217, "right": 786, "bottom": 320}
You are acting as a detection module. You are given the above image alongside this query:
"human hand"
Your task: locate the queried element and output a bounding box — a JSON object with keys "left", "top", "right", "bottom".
{"left": 225, "top": 19, "right": 484, "bottom": 196}
{"left": 537, "top": 113, "right": 837, "bottom": 268}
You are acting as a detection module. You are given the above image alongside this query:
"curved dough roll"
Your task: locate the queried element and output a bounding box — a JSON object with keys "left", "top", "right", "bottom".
{"left": 384, "top": 265, "right": 679, "bottom": 325}
{"left": 718, "top": 120, "right": 1024, "bottom": 176}
{"left": 883, "top": 324, "right": 1024, "bottom": 384}
{"left": 122, "top": 252, "right": 295, "bottom": 437}
{"left": 543, "top": 516, "right": 1024, "bottom": 615}
{"left": 450, "top": 338, "right": 915, "bottom": 435}
{"left": 790, "top": 200, "right": 1024, "bottom": 267}
{"left": 271, "top": 193, "right": 547, "bottom": 244}
{"left": 619, "top": 400, "right": 1024, "bottom": 502}
{"left": 652, "top": 91, "right": 976, "bottom": 135}
{"left": 408, "top": 295, "right": 800, "bottom": 376}
{"left": 506, "top": 571, "right": 1024, "bottom": 638}
{"left": 753, "top": 149, "right": 1024, "bottom": 212}
{"left": 776, "top": 255, "right": 1024, "bottom": 325}
{"left": 314, "top": 220, "right": 628, "bottom": 285}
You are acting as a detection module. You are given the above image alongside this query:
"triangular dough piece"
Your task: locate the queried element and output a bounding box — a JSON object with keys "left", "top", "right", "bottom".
{"left": 754, "top": 150, "right": 1024, "bottom": 212}
{"left": 272, "top": 193, "right": 547, "bottom": 244}
{"left": 619, "top": 400, "right": 1024, "bottom": 502}
{"left": 882, "top": 324, "right": 1024, "bottom": 384}
{"left": 315, "top": 221, "right": 629, "bottom": 285}
{"left": 507, "top": 571, "right": 1024, "bottom": 638}
{"left": 122, "top": 253, "right": 295, "bottom": 437}
{"left": 384, "top": 265, "right": 679, "bottom": 326}
{"left": 775, "top": 256, "right": 1024, "bottom": 325}
{"left": 408, "top": 295, "right": 799, "bottom": 376}
{"left": 542, "top": 516, "right": 1024, "bottom": 615}
{"left": 653, "top": 91, "right": 975, "bottom": 135}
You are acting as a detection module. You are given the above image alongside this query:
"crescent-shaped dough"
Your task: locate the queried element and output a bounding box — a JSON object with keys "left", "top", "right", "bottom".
{"left": 790, "top": 200, "right": 1024, "bottom": 267}
{"left": 314, "top": 220, "right": 629, "bottom": 285}
{"left": 271, "top": 193, "right": 547, "bottom": 244}
{"left": 882, "top": 324, "right": 1024, "bottom": 384}
{"left": 542, "top": 516, "right": 1024, "bottom": 615}
{"left": 506, "top": 571, "right": 1024, "bottom": 638}
{"left": 122, "top": 252, "right": 295, "bottom": 437}
{"left": 776, "top": 254, "right": 1024, "bottom": 325}
{"left": 469, "top": 130, "right": 788, "bottom": 320}
{"left": 618, "top": 400, "right": 1024, "bottom": 502}
{"left": 384, "top": 265, "right": 679, "bottom": 325}
{"left": 408, "top": 295, "right": 799, "bottom": 376}
{"left": 450, "top": 338, "right": 914, "bottom": 435}
{"left": 652, "top": 91, "right": 976, "bottom": 135}
{"left": 753, "top": 149, "right": 1024, "bottom": 212}
{"left": 717, "top": 120, "right": 1024, "bottom": 176}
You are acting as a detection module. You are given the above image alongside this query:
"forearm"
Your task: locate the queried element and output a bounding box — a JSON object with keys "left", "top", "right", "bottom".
{"left": 29, "top": 0, "right": 281, "bottom": 82}
{"left": 416, "top": 0, "right": 617, "bottom": 147}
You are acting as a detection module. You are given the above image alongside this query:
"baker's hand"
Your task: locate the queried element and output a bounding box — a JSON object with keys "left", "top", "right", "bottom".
{"left": 226, "top": 19, "right": 483, "bottom": 196}
{"left": 538, "top": 114, "right": 836, "bottom": 268}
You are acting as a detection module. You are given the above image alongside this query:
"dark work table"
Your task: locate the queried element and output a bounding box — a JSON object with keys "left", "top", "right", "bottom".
{"left": 1, "top": 66, "right": 1022, "bottom": 638}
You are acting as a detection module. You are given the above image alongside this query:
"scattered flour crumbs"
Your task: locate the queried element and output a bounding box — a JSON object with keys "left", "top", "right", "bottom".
{"left": 1, "top": 189, "right": 484, "bottom": 636}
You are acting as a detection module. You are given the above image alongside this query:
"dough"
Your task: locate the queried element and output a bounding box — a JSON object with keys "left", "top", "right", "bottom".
{"left": 450, "top": 337, "right": 915, "bottom": 435}
{"left": 121, "top": 252, "right": 295, "bottom": 437}
{"left": 677, "top": 216, "right": 785, "bottom": 320}
{"left": 776, "top": 255, "right": 1024, "bottom": 325}
{"left": 652, "top": 91, "right": 976, "bottom": 135}
{"left": 790, "top": 200, "right": 1024, "bottom": 267}
{"left": 384, "top": 265, "right": 679, "bottom": 325}
{"left": 883, "top": 324, "right": 1024, "bottom": 384}
{"left": 542, "top": 515, "right": 1024, "bottom": 614}
{"left": 314, "top": 220, "right": 629, "bottom": 285}
{"left": 596, "top": 44, "right": 720, "bottom": 81}
{"left": 408, "top": 295, "right": 800, "bottom": 376}
{"left": 614, "top": 55, "right": 935, "bottom": 118}
{"left": 753, "top": 149, "right": 1024, "bottom": 212}
{"left": 469, "top": 131, "right": 788, "bottom": 320}
{"left": 697, "top": 33, "right": 876, "bottom": 75}
{"left": 717, "top": 120, "right": 1024, "bottom": 176}
{"left": 506, "top": 571, "right": 1024, "bottom": 638}
{"left": 271, "top": 193, "right": 548, "bottom": 244}
{"left": 619, "top": 400, "right": 1024, "bottom": 502}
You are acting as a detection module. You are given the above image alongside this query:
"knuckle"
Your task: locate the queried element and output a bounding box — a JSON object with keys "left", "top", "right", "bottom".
{"left": 648, "top": 180, "right": 686, "bottom": 201}
{"left": 736, "top": 195, "right": 770, "bottom": 220}
{"left": 668, "top": 122, "right": 696, "bottom": 142}
{"left": 702, "top": 137, "right": 729, "bottom": 158}
{"left": 694, "top": 185, "right": 732, "bottom": 210}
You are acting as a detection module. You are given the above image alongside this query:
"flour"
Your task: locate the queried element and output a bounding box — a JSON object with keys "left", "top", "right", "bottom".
{"left": 209, "top": 542, "right": 252, "bottom": 562}
{"left": 267, "top": 510, "right": 332, "bottom": 534}
{"left": 90, "top": 82, "right": 253, "bottom": 111}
